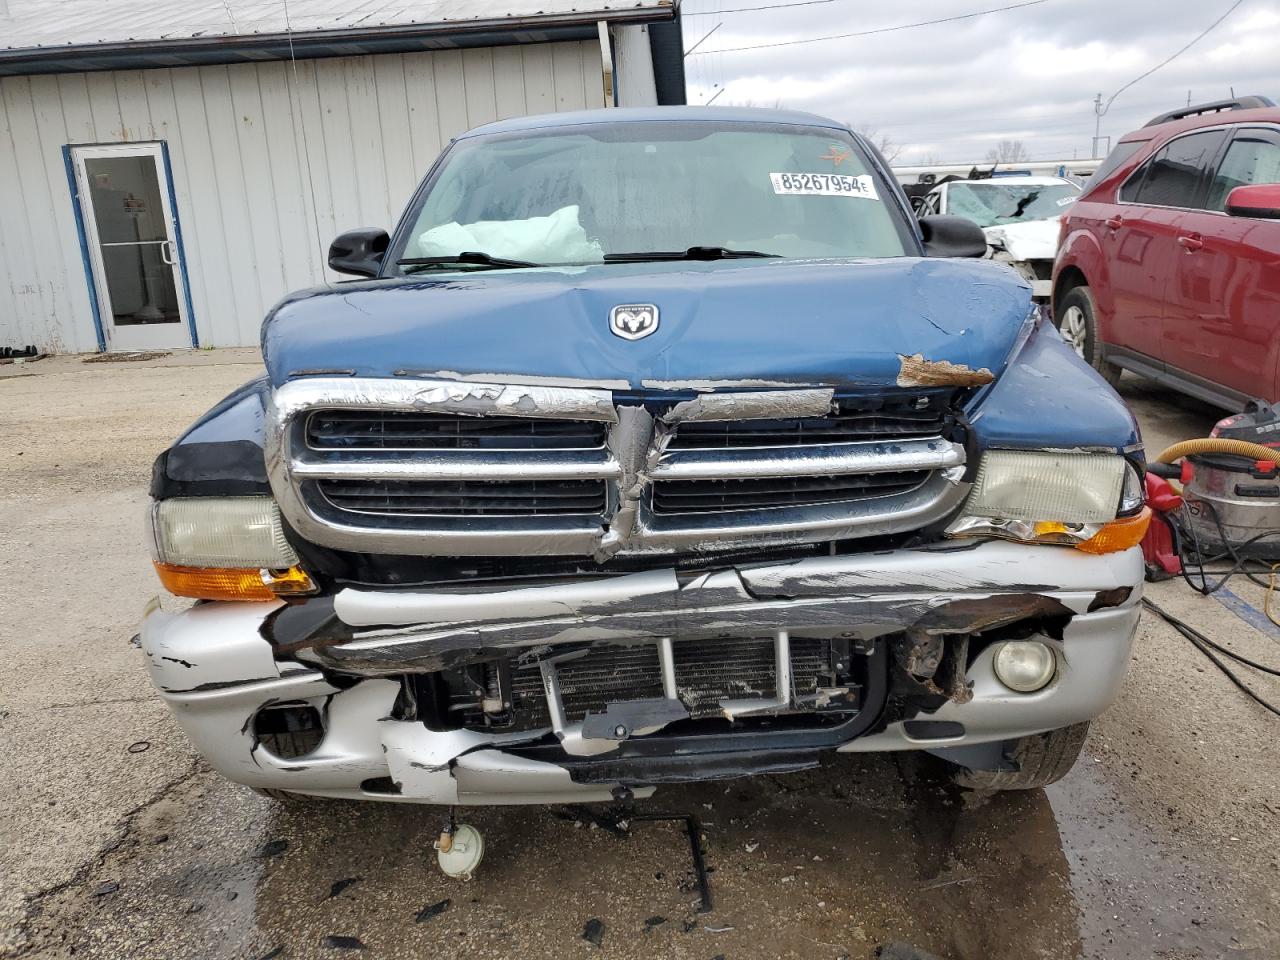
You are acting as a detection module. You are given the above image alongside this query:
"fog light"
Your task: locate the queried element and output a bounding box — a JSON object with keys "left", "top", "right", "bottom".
{"left": 993, "top": 640, "right": 1057, "bottom": 693}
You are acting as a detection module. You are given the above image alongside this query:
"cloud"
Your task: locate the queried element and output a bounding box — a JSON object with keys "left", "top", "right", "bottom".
{"left": 681, "top": 0, "right": 1277, "bottom": 163}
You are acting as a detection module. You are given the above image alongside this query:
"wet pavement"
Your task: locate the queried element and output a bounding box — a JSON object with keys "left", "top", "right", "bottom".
{"left": 3, "top": 355, "right": 1279, "bottom": 959}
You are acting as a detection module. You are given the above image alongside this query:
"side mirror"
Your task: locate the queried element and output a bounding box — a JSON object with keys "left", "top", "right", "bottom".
{"left": 328, "top": 228, "right": 390, "bottom": 277}
{"left": 918, "top": 215, "right": 988, "bottom": 258}
{"left": 1225, "top": 183, "right": 1280, "bottom": 219}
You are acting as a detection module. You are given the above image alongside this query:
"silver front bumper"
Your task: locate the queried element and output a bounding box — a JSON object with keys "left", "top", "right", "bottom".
{"left": 141, "top": 542, "right": 1143, "bottom": 805}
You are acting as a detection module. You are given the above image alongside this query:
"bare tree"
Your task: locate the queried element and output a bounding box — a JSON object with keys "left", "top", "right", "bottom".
{"left": 984, "top": 139, "right": 1030, "bottom": 164}
{"left": 851, "top": 124, "right": 903, "bottom": 163}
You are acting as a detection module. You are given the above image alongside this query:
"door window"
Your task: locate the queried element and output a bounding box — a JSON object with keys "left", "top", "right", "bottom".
{"left": 72, "top": 144, "right": 192, "bottom": 352}
{"left": 1124, "top": 130, "right": 1226, "bottom": 208}
{"left": 85, "top": 156, "right": 182, "bottom": 327}
{"left": 1206, "top": 131, "right": 1280, "bottom": 210}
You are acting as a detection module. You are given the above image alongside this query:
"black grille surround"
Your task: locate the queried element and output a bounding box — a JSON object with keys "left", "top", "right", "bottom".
{"left": 317, "top": 477, "right": 609, "bottom": 518}
{"left": 306, "top": 410, "right": 608, "bottom": 451}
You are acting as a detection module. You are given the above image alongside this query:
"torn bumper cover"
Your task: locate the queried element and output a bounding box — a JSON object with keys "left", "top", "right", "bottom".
{"left": 141, "top": 542, "right": 1142, "bottom": 804}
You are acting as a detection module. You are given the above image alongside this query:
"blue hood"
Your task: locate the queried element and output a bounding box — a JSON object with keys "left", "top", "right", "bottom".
{"left": 261, "top": 257, "right": 1032, "bottom": 390}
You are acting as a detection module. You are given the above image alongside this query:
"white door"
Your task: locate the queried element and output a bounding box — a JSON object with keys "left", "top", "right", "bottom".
{"left": 71, "top": 144, "right": 192, "bottom": 351}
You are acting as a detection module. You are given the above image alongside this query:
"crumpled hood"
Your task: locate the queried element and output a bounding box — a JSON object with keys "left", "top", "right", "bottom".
{"left": 983, "top": 217, "right": 1061, "bottom": 262}
{"left": 261, "top": 257, "right": 1032, "bottom": 390}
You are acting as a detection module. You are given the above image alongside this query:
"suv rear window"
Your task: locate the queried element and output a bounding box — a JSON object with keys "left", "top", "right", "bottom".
{"left": 1090, "top": 140, "right": 1145, "bottom": 186}
{"left": 1121, "top": 130, "right": 1226, "bottom": 208}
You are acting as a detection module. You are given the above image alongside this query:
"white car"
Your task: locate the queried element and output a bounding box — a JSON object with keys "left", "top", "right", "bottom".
{"left": 918, "top": 175, "right": 1081, "bottom": 300}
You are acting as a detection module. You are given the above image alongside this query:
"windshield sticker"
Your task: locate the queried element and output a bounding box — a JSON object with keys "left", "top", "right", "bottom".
{"left": 820, "top": 144, "right": 852, "bottom": 166}
{"left": 770, "top": 172, "right": 878, "bottom": 199}
{"left": 1056, "top": 196, "right": 1077, "bottom": 206}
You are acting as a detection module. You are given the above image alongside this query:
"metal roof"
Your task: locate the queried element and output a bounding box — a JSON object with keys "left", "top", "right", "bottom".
{"left": 0, "top": 0, "right": 677, "bottom": 75}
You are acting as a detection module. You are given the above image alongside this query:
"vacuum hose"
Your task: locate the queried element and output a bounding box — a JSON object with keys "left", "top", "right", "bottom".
{"left": 1155, "top": 437, "right": 1280, "bottom": 467}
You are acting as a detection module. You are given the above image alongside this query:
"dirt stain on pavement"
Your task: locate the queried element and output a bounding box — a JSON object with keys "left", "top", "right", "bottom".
{"left": 10, "top": 750, "right": 1271, "bottom": 960}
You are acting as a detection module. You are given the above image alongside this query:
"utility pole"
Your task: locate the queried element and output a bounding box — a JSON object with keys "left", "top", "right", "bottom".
{"left": 1091, "top": 93, "right": 1104, "bottom": 159}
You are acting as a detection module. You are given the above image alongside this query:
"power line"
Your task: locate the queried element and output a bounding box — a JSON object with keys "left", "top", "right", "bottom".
{"left": 685, "top": 0, "right": 843, "bottom": 14}
{"left": 688, "top": 0, "right": 1048, "bottom": 55}
{"left": 1099, "top": 0, "right": 1247, "bottom": 115}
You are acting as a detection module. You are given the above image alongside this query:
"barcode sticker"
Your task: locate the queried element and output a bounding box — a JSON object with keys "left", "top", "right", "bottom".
{"left": 770, "top": 172, "right": 878, "bottom": 199}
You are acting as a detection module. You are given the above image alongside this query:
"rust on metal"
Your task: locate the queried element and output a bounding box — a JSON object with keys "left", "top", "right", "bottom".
{"left": 897, "top": 353, "right": 995, "bottom": 388}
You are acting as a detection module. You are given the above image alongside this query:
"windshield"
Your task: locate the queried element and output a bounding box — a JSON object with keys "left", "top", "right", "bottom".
{"left": 393, "top": 121, "right": 910, "bottom": 272}
{"left": 945, "top": 182, "right": 1080, "bottom": 227}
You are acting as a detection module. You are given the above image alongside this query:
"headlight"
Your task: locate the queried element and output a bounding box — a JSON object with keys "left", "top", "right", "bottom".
{"left": 948, "top": 451, "right": 1149, "bottom": 553}
{"left": 148, "top": 497, "right": 315, "bottom": 600}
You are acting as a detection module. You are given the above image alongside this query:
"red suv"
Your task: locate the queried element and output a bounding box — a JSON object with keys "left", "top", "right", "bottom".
{"left": 1054, "top": 96, "right": 1280, "bottom": 409}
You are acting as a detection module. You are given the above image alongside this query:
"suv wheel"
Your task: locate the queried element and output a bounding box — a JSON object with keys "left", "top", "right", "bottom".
{"left": 951, "top": 722, "right": 1090, "bottom": 791}
{"left": 1055, "top": 286, "right": 1121, "bottom": 386}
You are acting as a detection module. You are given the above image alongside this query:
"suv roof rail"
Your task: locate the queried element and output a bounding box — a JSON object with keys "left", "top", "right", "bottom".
{"left": 1144, "top": 95, "right": 1277, "bottom": 128}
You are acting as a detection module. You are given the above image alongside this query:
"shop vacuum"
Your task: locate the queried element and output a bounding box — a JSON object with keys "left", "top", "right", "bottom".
{"left": 1144, "top": 401, "right": 1280, "bottom": 577}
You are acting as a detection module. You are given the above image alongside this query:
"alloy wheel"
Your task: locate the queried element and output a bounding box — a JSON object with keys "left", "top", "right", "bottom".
{"left": 1059, "top": 305, "right": 1088, "bottom": 359}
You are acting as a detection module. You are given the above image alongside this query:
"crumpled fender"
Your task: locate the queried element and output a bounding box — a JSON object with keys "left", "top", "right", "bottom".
{"left": 966, "top": 315, "right": 1141, "bottom": 457}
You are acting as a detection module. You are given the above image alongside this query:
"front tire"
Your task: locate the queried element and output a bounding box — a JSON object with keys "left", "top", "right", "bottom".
{"left": 951, "top": 722, "right": 1090, "bottom": 790}
{"left": 1055, "top": 286, "right": 1121, "bottom": 386}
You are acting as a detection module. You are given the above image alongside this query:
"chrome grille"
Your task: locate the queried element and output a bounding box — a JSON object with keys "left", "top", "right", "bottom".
{"left": 667, "top": 391, "right": 952, "bottom": 448}
{"left": 318, "top": 478, "right": 609, "bottom": 517}
{"left": 307, "top": 410, "right": 607, "bottom": 451}
{"left": 651, "top": 470, "right": 932, "bottom": 515}
{"left": 268, "top": 378, "right": 969, "bottom": 556}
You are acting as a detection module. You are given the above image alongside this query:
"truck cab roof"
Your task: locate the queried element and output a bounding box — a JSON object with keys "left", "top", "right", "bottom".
{"left": 459, "top": 106, "right": 852, "bottom": 139}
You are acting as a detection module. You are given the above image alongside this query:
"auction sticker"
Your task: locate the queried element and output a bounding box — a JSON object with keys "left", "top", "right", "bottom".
{"left": 770, "top": 172, "right": 877, "bottom": 198}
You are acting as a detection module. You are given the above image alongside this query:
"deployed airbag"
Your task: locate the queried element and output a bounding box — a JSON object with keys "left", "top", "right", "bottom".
{"left": 414, "top": 205, "right": 603, "bottom": 263}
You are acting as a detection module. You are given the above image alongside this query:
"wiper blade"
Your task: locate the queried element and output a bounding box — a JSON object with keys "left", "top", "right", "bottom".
{"left": 397, "top": 251, "right": 541, "bottom": 273}
{"left": 603, "top": 245, "right": 780, "bottom": 263}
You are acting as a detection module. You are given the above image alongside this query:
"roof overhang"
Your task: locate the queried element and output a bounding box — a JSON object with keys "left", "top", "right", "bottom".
{"left": 0, "top": 4, "right": 677, "bottom": 77}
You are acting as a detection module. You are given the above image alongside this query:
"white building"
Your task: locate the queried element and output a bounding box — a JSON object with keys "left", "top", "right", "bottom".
{"left": 0, "top": 0, "right": 685, "bottom": 354}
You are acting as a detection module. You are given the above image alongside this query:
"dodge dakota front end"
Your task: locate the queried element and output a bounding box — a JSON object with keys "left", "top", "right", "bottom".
{"left": 140, "top": 108, "right": 1148, "bottom": 806}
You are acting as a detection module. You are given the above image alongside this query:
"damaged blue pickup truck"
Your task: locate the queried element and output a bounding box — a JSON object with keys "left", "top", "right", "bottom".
{"left": 141, "top": 108, "right": 1149, "bottom": 813}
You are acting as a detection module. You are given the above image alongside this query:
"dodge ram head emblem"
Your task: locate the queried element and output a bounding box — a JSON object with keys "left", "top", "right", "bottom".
{"left": 609, "top": 304, "right": 659, "bottom": 341}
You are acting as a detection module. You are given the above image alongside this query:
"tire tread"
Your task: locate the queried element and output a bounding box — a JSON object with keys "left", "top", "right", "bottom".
{"left": 952, "top": 721, "right": 1090, "bottom": 790}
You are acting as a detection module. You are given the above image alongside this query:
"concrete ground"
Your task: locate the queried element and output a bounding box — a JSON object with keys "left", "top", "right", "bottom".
{"left": 2, "top": 352, "right": 1278, "bottom": 960}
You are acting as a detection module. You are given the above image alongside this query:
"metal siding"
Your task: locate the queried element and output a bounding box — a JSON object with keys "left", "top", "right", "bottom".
{"left": 28, "top": 75, "right": 98, "bottom": 347}
{"left": 520, "top": 43, "right": 556, "bottom": 116}
{"left": 257, "top": 61, "right": 326, "bottom": 293}
{"left": 198, "top": 65, "right": 265, "bottom": 345}
{"left": 0, "top": 39, "right": 615, "bottom": 352}
{"left": 168, "top": 66, "right": 236, "bottom": 348}
{"left": 1, "top": 78, "right": 86, "bottom": 352}
{"left": 371, "top": 55, "right": 416, "bottom": 229}
{"left": 401, "top": 51, "right": 444, "bottom": 170}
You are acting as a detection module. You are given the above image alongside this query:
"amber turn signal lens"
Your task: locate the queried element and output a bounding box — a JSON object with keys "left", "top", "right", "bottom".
{"left": 153, "top": 563, "right": 315, "bottom": 601}
{"left": 1075, "top": 507, "right": 1152, "bottom": 555}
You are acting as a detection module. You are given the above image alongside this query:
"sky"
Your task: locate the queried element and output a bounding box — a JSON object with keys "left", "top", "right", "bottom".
{"left": 679, "top": 0, "right": 1280, "bottom": 165}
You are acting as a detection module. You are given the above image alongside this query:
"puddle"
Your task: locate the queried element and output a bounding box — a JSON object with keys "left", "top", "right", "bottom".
{"left": 1047, "top": 760, "right": 1265, "bottom": 959}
